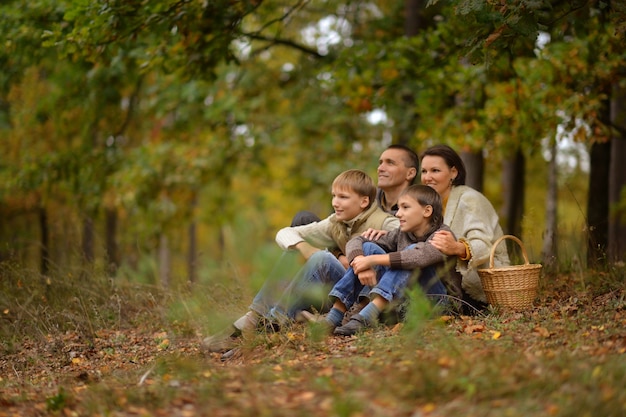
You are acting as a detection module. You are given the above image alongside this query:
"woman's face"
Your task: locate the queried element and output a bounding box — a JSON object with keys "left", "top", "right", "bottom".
{"left": 420, "top": 155, "right": 458, "bottom": 198}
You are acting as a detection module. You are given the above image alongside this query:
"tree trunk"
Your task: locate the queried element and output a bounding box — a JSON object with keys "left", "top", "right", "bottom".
{"left": 82, "top": 215, "right": 95, "bottom": 264}
{"left": 460, "top": 150, "right": 484, "bottom": 193}
{"left": 608, "top": 74, "right": 626, "bottom": 262}
{"left": 501, "top": 149, "right": 525, "bottom": 238}
{"left": 542, "top": 138, "right": 558, "bottom": 271}
{"left": 105, "top": 208, "right": 119, "bottom": 276}
{"left": 187, "top": 193, "right": 198, "bottom": 284}
{"left": 586, "top": 141, "right": 610, "bottom": 267}
{"left": 159, "top": 233, "right": 170, "bottom": 288}
{"left": 218, "top": 226, "right": 225, "bottom": 262}
{"left": 39, "top": 205, "right": 49, "bottom": 277}
{"left": 397, "top": 0, "right": 424, "bottom": 145}
{"left": 404, "top": 0, "right": 423, "bottom": 37}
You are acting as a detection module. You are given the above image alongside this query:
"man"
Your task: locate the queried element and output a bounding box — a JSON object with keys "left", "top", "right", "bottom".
{"left": 376, "top": 144, "right": 419, "bottom": 214}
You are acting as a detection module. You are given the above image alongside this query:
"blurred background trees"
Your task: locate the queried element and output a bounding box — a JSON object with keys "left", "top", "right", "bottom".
{"left": 1, "top": 0, "right": 624, "bottom": 287}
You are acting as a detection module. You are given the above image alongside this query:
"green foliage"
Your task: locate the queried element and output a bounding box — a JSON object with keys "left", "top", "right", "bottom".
{"left": 46, "top": 386, "right": 68, "bottom": 412}
{"left": 50, "top": 0, "right": 258, "bottom": 80}
{"left": 1, "top": 0, "right": 625, "bottom": 274}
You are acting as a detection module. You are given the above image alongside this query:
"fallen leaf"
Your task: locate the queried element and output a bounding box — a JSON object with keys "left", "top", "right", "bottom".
{"left": 534, "top": 327, "right": 551, "bottom": 338}
{"left": 437, "top": 356, "right": 455, "bottom": 368}
{"left": 464, "top": 324, "right": 486, "bottom": 334}
{"left": 294, "top": 391, "right": 315, "bottom": 402}
{"left": 317, "top": 367, "right": 333, "bottom": 377}
{"left": 421, "top": 402, "right": 436, "bottom": 413}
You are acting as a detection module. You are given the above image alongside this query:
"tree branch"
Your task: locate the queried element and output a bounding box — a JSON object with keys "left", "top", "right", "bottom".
{"left": 244, "top": 33, "right": 325, "bottom": 59}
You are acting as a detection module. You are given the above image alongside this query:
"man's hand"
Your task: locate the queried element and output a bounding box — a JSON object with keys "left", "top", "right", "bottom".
{"left": 361, "top": 228, "right": 388, "bottom": 241}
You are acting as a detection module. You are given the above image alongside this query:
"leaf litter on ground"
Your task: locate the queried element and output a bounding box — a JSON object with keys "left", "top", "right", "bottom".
{"left": 0, "top": 273, "right": 625, "bottom": 416}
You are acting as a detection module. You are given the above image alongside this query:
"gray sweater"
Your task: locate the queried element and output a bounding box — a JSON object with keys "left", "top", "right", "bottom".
{"left": 345, "top": 224, "right": 463, "bottom": 300}
{"left": 345, "top": 224, "right": 453, "bottom": 271}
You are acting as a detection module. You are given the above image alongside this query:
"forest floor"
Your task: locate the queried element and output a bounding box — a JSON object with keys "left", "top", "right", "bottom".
{"left": 0, "top": 272, "right": 625, "bottom": 417}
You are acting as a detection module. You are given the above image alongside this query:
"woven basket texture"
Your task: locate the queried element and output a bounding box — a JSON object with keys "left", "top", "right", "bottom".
{"left": 478, "top": 235, "right": 542, "bottom": 310}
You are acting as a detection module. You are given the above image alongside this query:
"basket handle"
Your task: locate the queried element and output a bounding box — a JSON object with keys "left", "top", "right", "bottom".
{"left": 489, "top": 234, "right": 530, "bottom": 268}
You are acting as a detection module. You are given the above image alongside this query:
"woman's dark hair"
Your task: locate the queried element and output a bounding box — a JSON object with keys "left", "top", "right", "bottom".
{"left": 400, "top": 184, "right": 443, "bottom": 233}
{"left": 419, "top": 144, "right": 466, "bottom": 186}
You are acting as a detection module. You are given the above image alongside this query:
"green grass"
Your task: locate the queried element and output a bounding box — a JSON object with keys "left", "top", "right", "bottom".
{"left": 0, "top": 235, "right": 625, "bottom": 416}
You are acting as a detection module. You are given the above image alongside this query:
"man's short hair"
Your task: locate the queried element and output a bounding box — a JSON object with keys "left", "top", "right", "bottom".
{"left": 386, "top": 144, "right": 419, "bottom": 184}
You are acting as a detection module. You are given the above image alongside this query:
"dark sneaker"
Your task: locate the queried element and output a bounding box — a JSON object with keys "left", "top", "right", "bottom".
{"left": 334, "top": 314, "right": 370, "bottom": 336}
{"left": 342, "top": 302, "right": 365, "bottom": 326}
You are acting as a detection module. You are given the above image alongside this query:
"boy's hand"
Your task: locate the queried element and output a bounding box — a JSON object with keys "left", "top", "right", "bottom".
{"left": 357, "top": 269, "right": 377, "bottom": 287}
{"left": 361, "top": 228, "right": 388, "bottom": 240}
{"left": 350, "top": 255, "right": 371, "bottom": 274}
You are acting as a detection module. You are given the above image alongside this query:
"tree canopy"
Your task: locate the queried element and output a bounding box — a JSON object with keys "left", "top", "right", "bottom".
{"left": 1, "top": 0, "right": 625, "bottom": 281}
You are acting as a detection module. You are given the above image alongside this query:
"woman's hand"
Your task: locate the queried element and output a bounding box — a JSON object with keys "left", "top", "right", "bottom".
{"left": 430, "top": 230, "right": 466, "bottom": 257}
{"left": 361, "top": 228, "right": 388, "bottom": 240}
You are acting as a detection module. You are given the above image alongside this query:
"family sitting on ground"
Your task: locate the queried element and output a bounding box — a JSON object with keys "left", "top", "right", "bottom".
{"left": 203, "top": 144, "right": 510, "bottom": 354}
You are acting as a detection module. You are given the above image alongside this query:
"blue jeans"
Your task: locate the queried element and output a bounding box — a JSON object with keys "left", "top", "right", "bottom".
{"left": 329, "top": 242, "right": 447, "bottom": 309}
{"left": 250, "top": 250, "right": 347, "bottom": 320}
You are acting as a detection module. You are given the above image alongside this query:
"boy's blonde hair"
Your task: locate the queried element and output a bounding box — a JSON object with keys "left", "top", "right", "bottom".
{"left": 332, "top": 169, "right": 377, "bottom": 209}
{"left": 400, "top": 184, "right": 444, "bottom": 230}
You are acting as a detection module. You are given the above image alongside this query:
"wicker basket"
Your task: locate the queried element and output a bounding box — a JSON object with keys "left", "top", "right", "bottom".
{"left": 477, "top": 235, "right": 542, "bottom": 310}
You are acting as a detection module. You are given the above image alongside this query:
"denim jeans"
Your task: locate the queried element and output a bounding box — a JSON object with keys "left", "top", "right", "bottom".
{"left": 250, "top": 250, "right": 347, "bottom": 320}
{"left": 329, "top": 242, "right": 447, "bottom": 309}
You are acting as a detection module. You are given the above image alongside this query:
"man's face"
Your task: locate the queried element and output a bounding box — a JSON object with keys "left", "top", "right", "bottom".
{"left": 377, "top": 148, "right": 414, "bottom": 191}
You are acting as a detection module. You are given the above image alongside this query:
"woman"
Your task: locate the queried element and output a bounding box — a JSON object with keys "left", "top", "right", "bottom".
{"left": 420, "top": 144, "right": 510, "bottom": 311}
